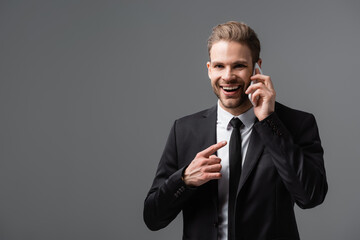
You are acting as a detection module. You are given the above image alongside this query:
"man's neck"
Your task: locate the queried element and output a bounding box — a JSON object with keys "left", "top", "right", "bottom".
{"left": 219, "top": 100, "right": 253, "bottom": 116}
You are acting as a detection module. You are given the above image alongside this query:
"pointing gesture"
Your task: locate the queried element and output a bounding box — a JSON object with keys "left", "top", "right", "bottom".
{"left": 183, "top": 141, "right": 227, "bottom": 187}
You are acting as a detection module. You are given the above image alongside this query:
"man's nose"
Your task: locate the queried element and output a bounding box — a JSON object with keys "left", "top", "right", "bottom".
{"left": 222, "top": 68, "right": 235, "bottom": 81}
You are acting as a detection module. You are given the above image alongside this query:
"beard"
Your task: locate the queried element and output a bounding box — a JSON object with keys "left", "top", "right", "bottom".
{"left": 212, "top": 84, "right": 250, "bottom": 110}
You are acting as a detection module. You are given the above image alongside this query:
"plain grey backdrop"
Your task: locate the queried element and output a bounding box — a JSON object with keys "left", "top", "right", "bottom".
{"left": 1, "top": 0, "right": 359, "bottom": 239}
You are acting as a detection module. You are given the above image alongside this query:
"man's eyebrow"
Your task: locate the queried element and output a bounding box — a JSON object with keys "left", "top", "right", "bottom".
{"left": 210, "top": 60, "right": 249, "bottom": 65}
{"left": 232, "top": 60, "right": 249, "bottom": 64}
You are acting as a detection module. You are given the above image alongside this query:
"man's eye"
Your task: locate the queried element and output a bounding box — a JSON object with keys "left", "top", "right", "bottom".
{"left": 214, "top": 65, "right": 223, "bottom": 68}
{"left": 234, "top": 64, "right": 246, "bottom": 68}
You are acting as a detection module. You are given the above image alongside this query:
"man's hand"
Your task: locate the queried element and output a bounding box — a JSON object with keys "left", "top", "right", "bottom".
{"left": 245, "top": 68, "right": 276, "bottom": 121}
{"left": 183, "top": 141, "right": 227, "bottom": 187}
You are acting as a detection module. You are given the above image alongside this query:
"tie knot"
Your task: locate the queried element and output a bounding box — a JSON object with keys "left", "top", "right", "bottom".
{"left": 230, "top": 117, "right": 243, "bottom": 129}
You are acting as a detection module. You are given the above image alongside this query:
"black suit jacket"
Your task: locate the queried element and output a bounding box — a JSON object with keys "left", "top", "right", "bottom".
{"left": 144, "top": 102, "right": 327, "bottom": 240}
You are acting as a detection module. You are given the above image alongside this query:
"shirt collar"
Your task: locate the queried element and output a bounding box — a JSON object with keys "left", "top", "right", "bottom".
{"left": 217, "top": 100, "right": 256, "bottom": 130}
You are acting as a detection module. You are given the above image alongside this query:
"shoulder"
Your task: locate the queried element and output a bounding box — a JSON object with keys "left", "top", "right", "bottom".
{"left": 275, "top": 102, "right": 314, "bottom": 119}
{"left": 274, "top": 102, "right": 318, "bottom": 135}
{"left": 168, "top": 105, "right": 217, "bottom": 137}
{"left": 175, "top": 105, "right": 216, "bottom": 125}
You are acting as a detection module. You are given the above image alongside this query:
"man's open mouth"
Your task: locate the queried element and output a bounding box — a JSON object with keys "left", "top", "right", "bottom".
{"left": 221, "top": 86, "right": 240, "bottom": 92}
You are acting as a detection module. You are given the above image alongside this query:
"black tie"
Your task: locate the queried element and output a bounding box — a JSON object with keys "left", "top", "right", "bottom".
{"left": 228, "top": 117, "right": 243, "bottom": 240}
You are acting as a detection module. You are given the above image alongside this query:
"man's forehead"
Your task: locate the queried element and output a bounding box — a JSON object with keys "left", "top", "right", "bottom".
{"left": 209, "top": 41, "right": 252, "bottom": 62}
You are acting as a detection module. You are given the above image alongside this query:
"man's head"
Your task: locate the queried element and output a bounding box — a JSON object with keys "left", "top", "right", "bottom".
{"left": 207, "top": 21, "right": 261, "bottom": 115}
{"left": 207, "top": 21, "right": 260, "bottom": 65}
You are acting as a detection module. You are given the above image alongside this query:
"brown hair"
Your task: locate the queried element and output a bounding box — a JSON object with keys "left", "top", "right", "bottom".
{"left": 207, "top": 21, "right": 261, "bottom": 64}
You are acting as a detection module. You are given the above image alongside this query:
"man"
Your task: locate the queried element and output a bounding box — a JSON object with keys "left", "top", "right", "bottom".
{"left": 144, "top": 21, "right": 327, "bottom": 240}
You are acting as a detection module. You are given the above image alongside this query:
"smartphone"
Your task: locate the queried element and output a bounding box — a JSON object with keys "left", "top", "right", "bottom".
{"left": 248, "top": 63, "right": 263, "bottom": 105}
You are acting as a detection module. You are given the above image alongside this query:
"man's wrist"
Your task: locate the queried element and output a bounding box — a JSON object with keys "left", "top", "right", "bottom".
{"left": 181, "top": 166, "right": 196, "bottom": 188}
{"left": 258, "top": 111, "right": 275, "bottom": 122}
{"left": 181, "top": 166, "right": 187, "bottom": 183}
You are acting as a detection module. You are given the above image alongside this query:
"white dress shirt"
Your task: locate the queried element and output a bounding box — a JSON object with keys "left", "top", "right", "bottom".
{"left": 216, "top": 100, "right": 256, "bottom": 240}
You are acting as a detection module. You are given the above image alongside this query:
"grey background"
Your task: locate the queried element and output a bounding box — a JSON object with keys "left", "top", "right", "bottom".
{"left": 0, "top": 0, "right": 359, "bottom": 239}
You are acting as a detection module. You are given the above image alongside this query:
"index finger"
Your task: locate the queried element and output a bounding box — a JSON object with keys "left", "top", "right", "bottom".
{"left": 250, "top": 74, "right": 274, "bottom": 89}
{"left": 198, "top": 141, "right": 227, "bottom": 157}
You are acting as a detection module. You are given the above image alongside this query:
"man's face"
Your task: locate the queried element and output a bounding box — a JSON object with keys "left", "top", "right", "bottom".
{"left": 207, "top": 40, "right": 254, "bottom": 115}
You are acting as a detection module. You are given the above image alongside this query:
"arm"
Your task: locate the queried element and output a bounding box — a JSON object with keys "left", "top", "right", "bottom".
{"left": 246, "top": 68, "right": 327, "bottom": 208}
{"left": 143, "top": 122, "right": 194, "bottom": 231}
{"left": 255, "top": 111, "right": 327, "bottom": 208}
{"left": 143, "top": 121, "right": 226, "bottom": 230}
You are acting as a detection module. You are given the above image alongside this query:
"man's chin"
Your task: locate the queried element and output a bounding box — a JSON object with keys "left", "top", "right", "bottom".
{"left": 220, "top": 99, "right": 243, "bottom": 109}
{"left": 219, "top": 97, "right": 251, "bottom": 111}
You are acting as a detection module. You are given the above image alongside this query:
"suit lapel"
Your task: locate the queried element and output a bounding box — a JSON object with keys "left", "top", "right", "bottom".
{"left": 201, "top": 105, "right": 217, "bottom": 149}
{"left": 237, "top": 126, "right": 264, "bottom": 195}
{"left": 201, "top": 105, "right": 219, "bottom": 216}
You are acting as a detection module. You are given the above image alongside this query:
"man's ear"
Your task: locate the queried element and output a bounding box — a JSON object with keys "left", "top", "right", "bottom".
{"left": 257, "top": 58, "right": 262, "bottom": 69}
{"left": 206, "top": 61, "right": 211, "bottom": 79}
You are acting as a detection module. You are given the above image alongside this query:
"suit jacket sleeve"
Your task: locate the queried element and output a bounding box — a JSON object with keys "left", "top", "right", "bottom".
{"left": 254, "top": 110, "right": 327, "bottom": 208}
{"left": 143, "top": 120, "right": 197, "bottom": 231}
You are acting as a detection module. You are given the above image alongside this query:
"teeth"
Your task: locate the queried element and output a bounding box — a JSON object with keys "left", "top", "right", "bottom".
{"left": 222, "top": 86, "right": 239, "bottom": 90}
